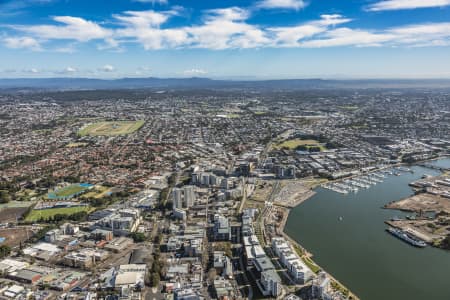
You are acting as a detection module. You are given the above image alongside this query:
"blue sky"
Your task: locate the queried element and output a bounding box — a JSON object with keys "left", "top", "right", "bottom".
{"left": 1, "top": 0, "right": 450, "bottom": 79}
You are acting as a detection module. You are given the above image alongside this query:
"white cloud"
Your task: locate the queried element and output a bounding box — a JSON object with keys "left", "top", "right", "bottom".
{"left": 183, "top": 68, "right": 207, "bottom": 75}
{"left": 298, "top": 22, "right": 450, "bottom": 48}
{"left": 14, "top": 16, "right": 112, "bottom": 41}
{"left": 5, "top": 7, "right": 450, "bottom": 51}
{"left": 135, "top": 66, "right": 152, "bottom": 75}
{"left": 257, "top": 0, "right": 307, "bottom": 10}
{"left": 3, "top": 36, "right": 41, "bottom": 50}
{"left": 24, "top": 68, "right": 39, "bottom": 74}
{"left": 204, "top": 7, "right": 250, "bottom": 22}
{"left": 54, "top": 66, "right": 77, "bottom": 74}
{"left": 114, "top": 9, "right": 187, "bottom": 49}
{"left": 186, "top": 7, "right": 269, "bottom": 49}
{"left": 301, "top": 28, "right": 394, "bottom": 48}
{"left": 54, "top": 44, "right": 77, "bottom": 53}
{"left": 64, "top": 66, "right": 77, "bottom": 73}
{"left": 367, "top": 0, "right": 450, "bottom": 11}
{"left": 113, "top": 7, "right": 269, "bottom": 50}
{"left": 269, "top": 15, "right": 352, "bottom": 47}
{"left": 0, "top": 68, "right": 17, "bottom": 74}
{"left": 387, "top": 22, "right": 450, "bottom": 45}
{"left": 114, "top": 10, "right": 173, "bottom": 28}
{"left": 316, "top": 14, "right": 352, "bottom": 26}
{"left": 99, "top": 64, "right": 115, "bottom": 72}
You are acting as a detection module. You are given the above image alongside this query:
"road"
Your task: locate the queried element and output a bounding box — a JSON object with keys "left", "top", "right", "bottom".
{"left": 235, "top": 246, "right": 253, "bottom": 299}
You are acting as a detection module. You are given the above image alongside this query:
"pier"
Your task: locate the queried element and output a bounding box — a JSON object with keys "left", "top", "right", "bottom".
{"left": 418, "top": 163, "right": 449, "bottom": 172}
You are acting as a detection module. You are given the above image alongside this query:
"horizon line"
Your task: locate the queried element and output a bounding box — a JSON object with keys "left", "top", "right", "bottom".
{"left": 2, "top": 76, "right": 450, "bottom": 81}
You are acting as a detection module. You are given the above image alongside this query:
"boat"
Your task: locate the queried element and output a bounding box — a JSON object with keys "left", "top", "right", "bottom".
{"left": 370, "top": 176, "right": 383, "bottom": 183}
{"left": 373, "top": 173, "right": 385, "bottom": 179}
{"left": 386, "top": 227, "right": 427, "bottom": 248}
{"left": 398, "top": 167, "right": 413, "bottom": 173}
{"left": 338, "top": 216, "right": 343, "bottom": 221}
{"left": 323, "top": 183, "right": 349, "bottom": 194}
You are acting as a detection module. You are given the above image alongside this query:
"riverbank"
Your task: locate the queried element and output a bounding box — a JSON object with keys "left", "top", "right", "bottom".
{"left": 382, "top": 170, "right": 450, "bottom": 249}
{"left": 283, "top": 159, "right": 450, "bottom": 300}
{"left": 272, "top": 157, "right": 450, "bottom": 300}
{"left": 275, "top": 200, "right": 360, "bottom": 300}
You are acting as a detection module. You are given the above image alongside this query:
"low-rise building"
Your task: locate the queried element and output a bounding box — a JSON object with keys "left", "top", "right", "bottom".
{"left": 114, "top": 264, "right": 147, "bottom": 289}
{"left": 62, "top": 248, "right": 109, "bottom": 269}
{"left": 7, "top": 269, "right": 43, "bottom": 284}
{"left": 104, "top": 237, "right": 134, "bottom": 253}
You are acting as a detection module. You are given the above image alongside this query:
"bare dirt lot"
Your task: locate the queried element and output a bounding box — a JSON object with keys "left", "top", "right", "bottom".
{"left": 273, "top": 180, "right": 317, "bottom": 208}
{"left": 0, "top": 227, "right": 32, "bottom": 247}
{"left": 385, "top": 193, "right": 450, "bottom": 213}
{"left": 386, "top": 218, "right": 450, "bottom": 245}
{"left": 0, "top": 207, "right": 29, "bottom": 223}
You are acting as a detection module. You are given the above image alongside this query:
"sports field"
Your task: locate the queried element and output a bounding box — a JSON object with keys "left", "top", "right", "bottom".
{"left": 275, "top": 139, "right": 323, "bottom": 150}
{"left": 66, "top": 142, "right": 88, "bottom": 148}
{"left": 78, "top": 120, "right": 144, "bottom": 136}
{"left": 25, "top": 206, "right": 91, "bottom": 222}
{"left": 275, "top": 138, "right": 326, "bottom": 150}
{"left": 47, "top": 183, "right": 92, "bottom": 199}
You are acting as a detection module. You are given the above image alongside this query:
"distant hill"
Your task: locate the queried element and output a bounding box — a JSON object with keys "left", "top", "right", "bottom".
{"left": 1, "top": 77, "right": 450, "bottom": 90}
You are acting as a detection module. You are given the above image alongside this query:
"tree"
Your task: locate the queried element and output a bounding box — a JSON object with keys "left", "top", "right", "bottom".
{"left": 208, "top": 268, "right": 217, "bottom": 281}
{"left": 309, "top": 146, "right": 321, "bottom": 152}
{"left": 296, "top": 145, "right": 308, "bottom": 151}
{"left": 151, "top": 272, "right": 160, "bottom": 287}
{"left": 129, "top": 232, "right": 146, "bottom": 243}
{"left": 0, "top": 245, "right": 11, "bottom": 258}
{"left": 440, "top": 235, "right": 450, "bottom": 250}
{"left": 168, "top": 174, "right": 177, "bottom": 186}
{"left": 0, "top": 190, "right": 11, "bottom": 204}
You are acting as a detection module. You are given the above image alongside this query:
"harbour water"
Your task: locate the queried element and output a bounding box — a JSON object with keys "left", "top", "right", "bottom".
{"left": 285, "top": 158, "right": 450, "bottom": 300}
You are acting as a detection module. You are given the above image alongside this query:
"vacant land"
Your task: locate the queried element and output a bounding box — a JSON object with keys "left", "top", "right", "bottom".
{"left": 385, "top": 193, "right": 450, "bottom": 213}
{"left": 0, "top": 207, "right": 30, "bottom": 223}
{"left": 25, "top": 206, "right": 91, "bottom": 222}
{"left": 339, "top": 105, "right": 359, "bottom": 111}
{"left": 274, "top": 138, "right": 326, "bottom": 150}
{"left": 0, "top": 201, "right": 34, "bottom": 223}
{"left": 82, "top": 185, "right": 112, "bottom": 199}
{"left": 0, "top": 227, "right": 31, "bottom": 247}
{"left": 248, "top": 180, "right": 275, "bottom": 203}
{"left": 272, "top": 180, "right": 318, "bottom": 208}
{"left": 386, "top": 218, "right": 449, "bottom": 245}
{"left": 226, "top": 114, "right": 240, "bottom": 118}
{"left": 66, "top": 142, "right": 88, "bottom": 148}
{"left": 78, "top": 120, "right": 145, "bottom": 136}
{"left": 0, "top": 201, "right": 34, "bottom": 209}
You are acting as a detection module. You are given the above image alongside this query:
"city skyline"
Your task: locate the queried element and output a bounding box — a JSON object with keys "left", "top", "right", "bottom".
{"left": 1, "top": 0, "right": 450, "bottom": 78}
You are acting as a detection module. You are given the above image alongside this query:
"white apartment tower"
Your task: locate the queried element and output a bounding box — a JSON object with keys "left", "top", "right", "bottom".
{"left": 173, "top": 188, "right": 183, "bottom": 209}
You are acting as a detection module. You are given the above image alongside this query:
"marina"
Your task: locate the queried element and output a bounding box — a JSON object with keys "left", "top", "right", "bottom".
{"left": 322, "top": 167, "right": 414, "bottom": 194}
{"left": 285, "top": 158, "right": 450, "bottom": 300}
